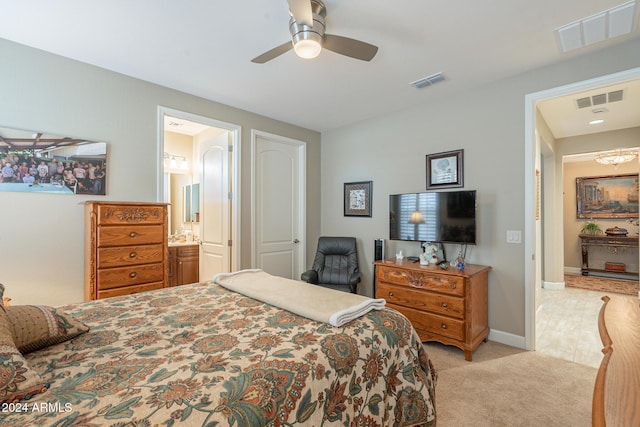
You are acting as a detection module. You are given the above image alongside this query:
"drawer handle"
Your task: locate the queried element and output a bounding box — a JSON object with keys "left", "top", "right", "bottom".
{"left": 388, "top": 292, "right": 394, "bottom": 297}
{"left": 441, "top": 324, "right": 447, "bottom": 330}
{"left": 129, "top": 272, "right": 137, "bottom": 279}
{"left": 129, "top": 252, "right": 137, "bottom": 258}
{"left": 441, "top": 303, "right": 448, "bottom": 309}
{"left": 130, "top": 232, "right": 138, "bottom": 238}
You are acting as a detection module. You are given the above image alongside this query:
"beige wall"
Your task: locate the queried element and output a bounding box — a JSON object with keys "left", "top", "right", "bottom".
{"left": 0, "top": 38, "right": 321, "bottom": 306}
{"left": 561, "top": 128, "right": 640, "bottom": 272}
{"left": 321, "top": 37, "right": 640, "bottom": 343}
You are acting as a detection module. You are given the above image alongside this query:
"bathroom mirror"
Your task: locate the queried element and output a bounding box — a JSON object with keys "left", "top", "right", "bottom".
{"left": 184, "top": 183, "right": 200, "bottom": 223}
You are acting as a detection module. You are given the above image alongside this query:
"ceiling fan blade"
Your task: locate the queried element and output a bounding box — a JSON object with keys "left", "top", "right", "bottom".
{"left": 323, "top": 34, "right": 378, "bottom": 61}
{"left": 251, "top": 41, "right": 293, "bottom": 63}
{"left": 287, "top": 0, "right": 313, "bottom": 26}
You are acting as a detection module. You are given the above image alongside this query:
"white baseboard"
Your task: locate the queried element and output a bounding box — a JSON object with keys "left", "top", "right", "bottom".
{"left": 543, "top": 281, "right": 565, "bottom": 290}
{"left": 488, "top": 329, "right": 526, "bottom": 349}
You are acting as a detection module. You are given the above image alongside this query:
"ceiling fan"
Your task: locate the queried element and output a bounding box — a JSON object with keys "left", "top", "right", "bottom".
{"left": 251, "top": 0, "right": 378, "bottom": 63}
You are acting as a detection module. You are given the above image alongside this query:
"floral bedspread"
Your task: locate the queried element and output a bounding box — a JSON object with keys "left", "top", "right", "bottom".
{"left": 0, "top": 282, "right": 436, "bottom": 426}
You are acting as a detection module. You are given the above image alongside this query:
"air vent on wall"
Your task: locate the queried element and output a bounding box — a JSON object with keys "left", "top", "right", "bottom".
{"left": 410, "top": 72, "right": 446, "bottom": 89}
{"left": 575, "top": 89, "right": 625, "bottom": 109}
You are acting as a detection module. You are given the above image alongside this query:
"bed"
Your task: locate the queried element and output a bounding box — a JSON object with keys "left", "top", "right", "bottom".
{"left": 0, "top": 271, "right": 437, "bottom": 426}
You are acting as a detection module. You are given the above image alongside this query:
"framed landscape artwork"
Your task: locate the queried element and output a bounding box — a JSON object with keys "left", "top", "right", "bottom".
{"left": 0, "top": 125, "right": 107, "bottom": 195}
{"left": 576, "top": 174, "right": 639, "bottom": 219}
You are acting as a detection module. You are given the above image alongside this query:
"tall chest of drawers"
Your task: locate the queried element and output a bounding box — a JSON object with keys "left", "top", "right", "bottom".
{"left": 374, "top": 259, "right": 491, "bottom": 361}
{"left": 84, "top": 201, "right": 169, "bottom": 300}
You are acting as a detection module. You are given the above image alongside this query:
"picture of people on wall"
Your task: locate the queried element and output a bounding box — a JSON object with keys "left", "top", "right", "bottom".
{"left": 0, "top": 126, "right": 107, "bottom": 195}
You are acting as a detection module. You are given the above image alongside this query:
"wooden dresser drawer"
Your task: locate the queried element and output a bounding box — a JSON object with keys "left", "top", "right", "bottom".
{"left": 389, "top": 302, "right": 465, "bottom": 341}
{"left": 96, "top": 204, "right": 165, "bottom": 225}
{"left": 377, "top": 282, "right": 464, "bottom": 319}
{"left": 177, "top": 245, "right": 199, "bottom": 257}
{"left": 97, "top": 244, "right": 164, "bottom": 268}
{"left": 97, "top": 281, "right": 164, "bottom": 299}
{"left": 96, "top": 263, "right": 165, "bottom": 289}
{"left": 97, "top": 225, "right": 164, "bottom": 247}
{"left": 377, "top": 265, "right": 464, "bottom": 296}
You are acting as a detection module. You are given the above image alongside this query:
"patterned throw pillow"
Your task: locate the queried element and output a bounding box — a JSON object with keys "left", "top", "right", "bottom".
{"left": 0, "top": 284, "right": 89, "bottom": 403}
{"left": 6, "top": 304, "right": 90, "bottom": 354}
{"left": 0, "top": 304, "right": 48, "bottom": 403}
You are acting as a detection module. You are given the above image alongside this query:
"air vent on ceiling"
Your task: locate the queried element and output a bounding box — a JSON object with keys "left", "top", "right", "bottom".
{"left": 555, "top": 1, "right": 636, "bottom": 53}
{"left": 410, "top": 72, "right": 446, "bottom": 89}
{"left": 575, "top": 89, "right": 625, "bottom": 109}
{"left": 608, "top": 89, "right": 624, "bottom": 102}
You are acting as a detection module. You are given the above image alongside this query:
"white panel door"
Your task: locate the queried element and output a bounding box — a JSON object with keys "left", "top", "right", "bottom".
{"left": 254, "top": 132, "right": 305, "bottom": 279}
{"left": 200, "top": 132, "right": 230, "bottom": 281}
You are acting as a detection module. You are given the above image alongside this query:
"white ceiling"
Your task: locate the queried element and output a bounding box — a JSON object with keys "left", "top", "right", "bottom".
{"left": 1, "top": 0, "right": 639, "bottom": 134}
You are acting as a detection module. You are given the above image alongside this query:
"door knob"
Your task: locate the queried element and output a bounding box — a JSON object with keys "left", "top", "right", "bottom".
{"left": 293, "top": 239, "right": 300, "bottom": 243}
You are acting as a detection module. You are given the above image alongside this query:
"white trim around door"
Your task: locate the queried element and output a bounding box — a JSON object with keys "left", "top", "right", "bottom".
{"left": 157, "top": 106, "right": 242, "bottom": 272}
{"left": 523, "top": 67, "right": 640, "bottom": 351}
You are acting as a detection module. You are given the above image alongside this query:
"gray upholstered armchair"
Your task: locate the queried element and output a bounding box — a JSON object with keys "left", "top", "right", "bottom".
{"left": 301, "top": 236, "right": 361, "bottom": 293}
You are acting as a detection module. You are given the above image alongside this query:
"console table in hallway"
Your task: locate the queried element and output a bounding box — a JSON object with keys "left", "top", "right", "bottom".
{"left": 579, "top": 234, "right": 639, "bottom": 279}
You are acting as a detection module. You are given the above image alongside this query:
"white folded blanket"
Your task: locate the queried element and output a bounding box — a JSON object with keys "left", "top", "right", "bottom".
{"left": 213, "top": 269, "right": 386, "bottom": 327}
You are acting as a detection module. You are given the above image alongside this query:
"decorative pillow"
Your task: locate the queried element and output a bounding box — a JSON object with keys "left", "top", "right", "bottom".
{"left": 0, "top": 284, "right": 89, "bottom": 354}
{"left": 6, "top": 305, "right": 90, "bottom": 354}
{"left": 0, "top": 303, "right": 48, "bottom": 403}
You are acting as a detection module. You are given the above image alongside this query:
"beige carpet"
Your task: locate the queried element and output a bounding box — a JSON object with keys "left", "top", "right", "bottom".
{"left": 425, "top": 342, "right": 597, "bottom": 427}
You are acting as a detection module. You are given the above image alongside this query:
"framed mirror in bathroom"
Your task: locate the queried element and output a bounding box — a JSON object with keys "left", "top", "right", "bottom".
{"left": 183, "top": 183, "right": 200, "bottom": 223}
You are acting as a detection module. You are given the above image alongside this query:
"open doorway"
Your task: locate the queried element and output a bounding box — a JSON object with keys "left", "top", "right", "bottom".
{"left": 524, "top": 67, "right": 640, "bottom": 356}
{"left": 157, "top": 107, "right": 241, "bottom": 277}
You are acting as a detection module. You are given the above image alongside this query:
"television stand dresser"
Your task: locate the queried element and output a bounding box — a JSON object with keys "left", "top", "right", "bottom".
{"left": 374, "top": 259, "right": 491, "bottom": 361}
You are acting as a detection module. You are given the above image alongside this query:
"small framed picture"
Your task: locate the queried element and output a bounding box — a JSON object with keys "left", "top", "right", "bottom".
{"left": 344, "top": 181, "right": 372, "bottom": 217}
{"left": 426, "top": 149, "right": 464, "bottom": 189}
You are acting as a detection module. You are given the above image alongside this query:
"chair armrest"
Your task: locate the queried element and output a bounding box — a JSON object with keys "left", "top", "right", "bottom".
{"left": 301, "top": 270, "right": 318, "bottom": 284}
{"left": 349, "top": 272, "right": 361, "bottom": 286}
{"left": 349, "top": 272, "right": 361, "bottom": 293}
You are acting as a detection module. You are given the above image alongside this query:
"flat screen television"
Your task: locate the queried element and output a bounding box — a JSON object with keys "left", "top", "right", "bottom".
{"left": 389, "top": 190, "right": 477, "bottom": 244}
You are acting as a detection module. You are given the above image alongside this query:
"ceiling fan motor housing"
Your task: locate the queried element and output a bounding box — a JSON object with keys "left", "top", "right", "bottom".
{"left": 289, "top": 0, "right": 326, "bottom": 46}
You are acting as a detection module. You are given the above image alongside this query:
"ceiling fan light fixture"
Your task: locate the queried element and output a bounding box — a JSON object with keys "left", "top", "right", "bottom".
{"left": 290, "top": 9, "right": 325, "bottom": 60}
{"left": 293, "top": 38, "right": 322, "bottom": 59}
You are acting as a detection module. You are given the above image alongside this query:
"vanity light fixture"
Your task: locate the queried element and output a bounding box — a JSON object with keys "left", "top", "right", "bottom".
{"left": 163, "top": 152, "right": 189, "bottom": 173}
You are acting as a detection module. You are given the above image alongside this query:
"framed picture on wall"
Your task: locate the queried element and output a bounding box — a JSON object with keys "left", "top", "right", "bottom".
{"left": 0, "top": 125, "right": 107, "bottom": 195}
{"left": 576, "top": 174, "right": 639, "bottom": 219}
{"left": 426, "top": 149, "right": 464, "bottom": 189}
{"left": 344, "top": 181, "right": 372, "bottom": 217}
